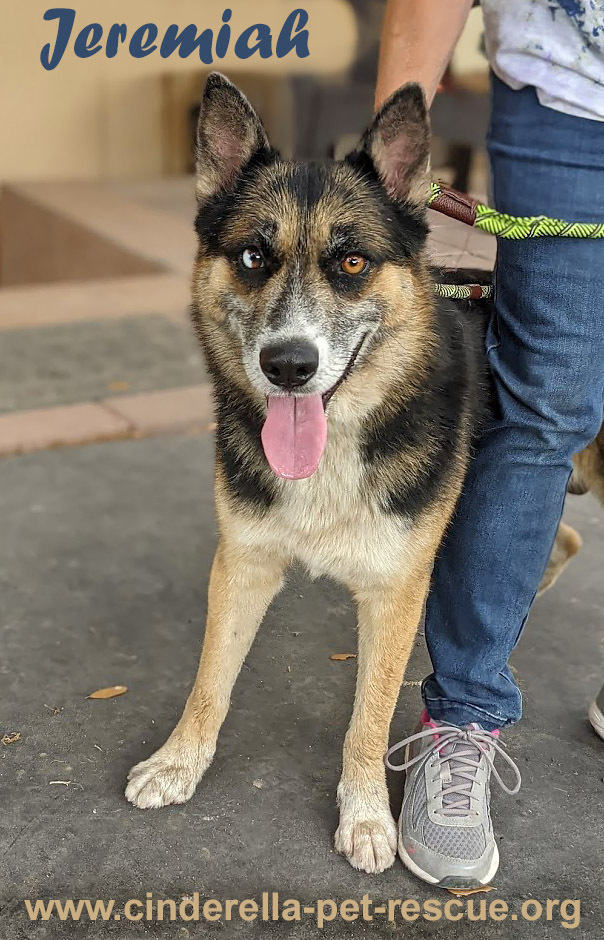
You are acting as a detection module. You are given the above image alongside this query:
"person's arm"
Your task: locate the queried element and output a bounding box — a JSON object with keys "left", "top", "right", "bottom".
{"left": 374, "top": 0, "right": 474, "bottom": 109}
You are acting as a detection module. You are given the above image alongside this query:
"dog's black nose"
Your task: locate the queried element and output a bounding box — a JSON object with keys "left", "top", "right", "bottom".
{"left": 260, "top": 339, "right": 319, "bottom": 389}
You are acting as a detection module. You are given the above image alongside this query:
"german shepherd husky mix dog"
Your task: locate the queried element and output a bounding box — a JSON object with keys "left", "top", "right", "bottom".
{"left": 125, "top": 73, "right": 598, "bottom": 873}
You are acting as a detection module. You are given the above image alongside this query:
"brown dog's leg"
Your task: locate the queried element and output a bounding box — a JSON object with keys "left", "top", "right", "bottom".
{"left": 539, "top": 427, "right": 604, "bottom": 595}
{"left": 538, "top": 520, "right": 583, "bottom": 596}
{"left": 126, "top": 538, "right": 285, "bottom": 809}
{"left": 571, "top": 430, "right": 604, "bottom": 503}
{"left": 335, "top": 560, "right": 432, "bottom": 873}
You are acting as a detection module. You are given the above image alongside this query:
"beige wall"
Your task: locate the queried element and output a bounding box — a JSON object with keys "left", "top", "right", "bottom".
{"left": 0, "top": 0, "right": 357, "bottom": 182}
{"left": 453, "top": 8, "right": 487, "bottom": 77}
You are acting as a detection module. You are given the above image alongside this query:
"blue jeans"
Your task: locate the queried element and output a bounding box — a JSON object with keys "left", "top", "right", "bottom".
{"left": 422, "top": 75, "right": 604, "bottom": 731}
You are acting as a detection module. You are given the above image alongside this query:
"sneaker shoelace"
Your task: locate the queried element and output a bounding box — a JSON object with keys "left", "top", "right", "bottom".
{"left": 385, "top": 725, "right": 522, "bottom": 818}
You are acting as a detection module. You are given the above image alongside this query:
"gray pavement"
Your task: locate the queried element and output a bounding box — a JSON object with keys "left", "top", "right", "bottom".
{"left": 1, "top": 433, "right": 603, "bottom": 938}
{"left": 0, "top": 315, "right": 205, "bottom": 414}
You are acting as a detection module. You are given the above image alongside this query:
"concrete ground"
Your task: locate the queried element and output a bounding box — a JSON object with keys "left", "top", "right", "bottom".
{"left": 1, "top": 434, "right": 603, "bottom": 939}
{"left": 0, "top": 315, "right": 206, "bottom": 415}
{"left": 0, "top": 179, "right": 602, "bottom": 938}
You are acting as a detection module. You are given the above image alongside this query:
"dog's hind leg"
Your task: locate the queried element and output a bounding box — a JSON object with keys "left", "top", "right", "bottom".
{"left": 126, "top": 538, "right": 285, "bottom": 809}
{"left": 571, "top": 428, "right": 604, "bottom": 503}
{"left": 335, "top": 560, "right": 432, "bottom": 874}
{"left": 537, "top": 427, "right": 604, "bottom": 596}
{"left": 537, "top": 520, "right": 582, "bottom": 597}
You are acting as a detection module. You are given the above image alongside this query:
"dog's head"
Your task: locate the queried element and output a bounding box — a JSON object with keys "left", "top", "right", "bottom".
{"left": 192, "top": 73, "right": 432, "bottom": 480}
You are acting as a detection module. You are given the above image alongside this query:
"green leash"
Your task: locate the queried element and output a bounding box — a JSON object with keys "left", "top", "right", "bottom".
{"left": 428, "top": 180, "right": 604, "bottom": 300}
{"left": 433, "top": 282, "right": 492, "bottom": 301}
{"left": 428, "top": 181, "right": 604, "bottom": 240}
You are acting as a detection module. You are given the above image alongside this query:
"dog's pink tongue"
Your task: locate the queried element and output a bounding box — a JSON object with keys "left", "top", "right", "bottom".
{"left": 261, "top": 395, "right": 327, "bottom": 480}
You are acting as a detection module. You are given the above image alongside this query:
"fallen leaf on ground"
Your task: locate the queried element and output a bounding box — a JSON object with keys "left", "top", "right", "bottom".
{"left": 87, "top": 685, "right": 128, "bottom": 700}
{"left": 1, "top": 732, "right": 21, "bottom": 746}
{"left": 330, "top": 653, "right": 356, "bottom": 661}
{"left": 107, "top": 381, "right": 130, "bottom": 392}
{"left": 447, "top": 885, "right": 494, "bottom": 897}
{"left": 252, "top": 779, "right": 263, "bottom": 789}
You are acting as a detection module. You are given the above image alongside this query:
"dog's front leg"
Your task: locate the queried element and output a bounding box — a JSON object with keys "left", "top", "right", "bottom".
{"left": 126, "top": 538, "right": 285, "bottom": 809}
{"left": 335, "top": 563, "right": 431, "bottom": 873}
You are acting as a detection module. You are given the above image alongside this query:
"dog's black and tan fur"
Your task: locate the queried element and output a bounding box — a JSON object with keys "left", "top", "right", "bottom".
{"left": 126, "top": 74, "right": 604, "bottom": 873}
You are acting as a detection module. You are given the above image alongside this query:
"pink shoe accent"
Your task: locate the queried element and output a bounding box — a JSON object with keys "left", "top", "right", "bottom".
{"left": 469, "top": 721, "right": 501, "bottom": 750}
{"left": 420, "top": 708, "right": 438, "bottom": 729}
{"left": 420, "top": 708, "right": 440, "bottom": 742}
{"left": 420, "top": 710, "right": 501, "bottom": 748}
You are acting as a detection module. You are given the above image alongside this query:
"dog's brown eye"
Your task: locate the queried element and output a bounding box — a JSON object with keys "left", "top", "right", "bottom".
{"left": 241, "top": 247, "right": 264, "bottom": 270}
{"left": 341, "top": 253, "right": 368, "bottom": 275}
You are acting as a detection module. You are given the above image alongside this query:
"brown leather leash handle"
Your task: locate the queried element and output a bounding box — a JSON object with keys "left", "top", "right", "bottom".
{"left": 428, "top": 183, "right": 479, "bottom": 227}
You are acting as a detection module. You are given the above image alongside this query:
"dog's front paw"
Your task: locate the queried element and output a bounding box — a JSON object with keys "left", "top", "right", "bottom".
{"left": 335, "top": 814, "right": 397, "bottom": 874}
{"left": 125, "top": 742, "right": 211, "bottom": 809}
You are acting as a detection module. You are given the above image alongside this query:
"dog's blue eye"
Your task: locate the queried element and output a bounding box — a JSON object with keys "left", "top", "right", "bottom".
{"left": 241, "top": 247, "right": 264, "bottom": 270}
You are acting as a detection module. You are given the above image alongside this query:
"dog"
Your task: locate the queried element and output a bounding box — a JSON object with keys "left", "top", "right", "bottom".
{"left": 539, "top": 423, "right": 604, "bottom": 593}
{"left": 125, "top": 73, "right": 604, "bottom": 874}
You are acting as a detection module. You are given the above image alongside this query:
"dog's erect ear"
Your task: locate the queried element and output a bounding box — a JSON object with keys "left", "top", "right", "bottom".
{"left": 358, "top": 83, "right": 430, "bottom": 207}
{"left": 195, "top": 72, "right": 271, "bottom": 202}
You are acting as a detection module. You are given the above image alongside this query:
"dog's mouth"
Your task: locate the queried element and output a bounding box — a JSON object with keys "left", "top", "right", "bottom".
{"left": 261, "top": 334, "right": 368, "bottom": 481}
{"left": 321, "top": 333, "right": 367, "bottom": 408}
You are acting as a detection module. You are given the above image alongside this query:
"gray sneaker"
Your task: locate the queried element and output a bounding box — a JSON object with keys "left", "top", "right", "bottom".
{"left": 385, "top": 710, "right": 521, "bottom": 889}
{"left": 589, "top": 683, "right": 604, "bottom": 740}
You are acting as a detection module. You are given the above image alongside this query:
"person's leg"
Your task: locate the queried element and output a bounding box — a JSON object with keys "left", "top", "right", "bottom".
{"left": 422, "top": 75, "right": 604, "bottom": 730}
{"left": 393, "top": 77, "right": 604, "bottom": 889}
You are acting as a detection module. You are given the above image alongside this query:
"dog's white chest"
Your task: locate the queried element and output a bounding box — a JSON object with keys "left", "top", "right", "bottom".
{"left": 233, "top": 424, "right": 412, "bottom": 586}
